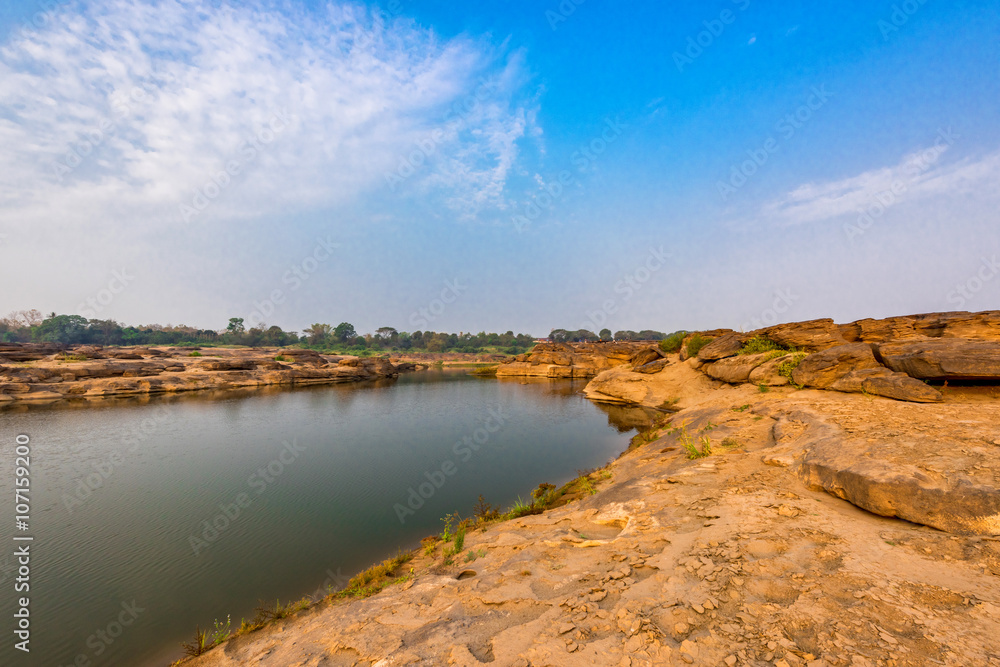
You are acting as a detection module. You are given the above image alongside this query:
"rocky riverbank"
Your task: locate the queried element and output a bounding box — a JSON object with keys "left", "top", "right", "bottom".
{"left": 0, "top": 345, "right": 415, "bottom": 404}
{"left": 179, "top": 311, "right": 1000, "bottom": 667}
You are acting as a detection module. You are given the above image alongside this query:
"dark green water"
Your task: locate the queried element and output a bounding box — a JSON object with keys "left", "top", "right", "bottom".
{"left": 0, "top": 370, "right": 656, "bottom": 666}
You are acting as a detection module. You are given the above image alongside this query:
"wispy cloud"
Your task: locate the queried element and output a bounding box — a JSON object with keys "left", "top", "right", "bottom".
{"left": 752, "top": 140, "right": 1000, "bottom": 227}
{"left": 0, "top": 0, "right": 537, "bottom": 230}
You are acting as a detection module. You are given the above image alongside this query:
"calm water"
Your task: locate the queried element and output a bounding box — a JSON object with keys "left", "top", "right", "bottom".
{"left": 0, "top": 370, "right": 655, "bottom": 666}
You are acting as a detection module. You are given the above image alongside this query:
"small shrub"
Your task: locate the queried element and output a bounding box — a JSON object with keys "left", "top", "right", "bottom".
{"left": 677, "top": 425, "right": 711, "bottom": 459}
{"left": 777, "top": 352, "right": 807, "bottom": 388}
{"left": 181, "top": 627, "right": 210, "bottom": 656}
{"left": 685, "top": 334, "right": 710, "bottom": 358}
{"left": 659, "top": 331, "right": 687, "bottom": 354}
{"left": 453, "top": 525, "right": 465, "bottom": 552}
{"left": 758, "top": 383, "right": 770, "bottom": 393}
{"left": 738, "top": 335, "right": 786, "bottom": 355}
{"left": 188, "top": 351, "right": 203, "bottom": 357}
{"left": 274, "top": 355, "right": 289, "bottom": 361}
{"left": 531, "top": 483, "right": 556, "bottom": 506}
{"left": 473, "top": 495, "right": 501, "bottom": 522}
{"left": 210, "top": 616, "right": 231, "bottom": 645}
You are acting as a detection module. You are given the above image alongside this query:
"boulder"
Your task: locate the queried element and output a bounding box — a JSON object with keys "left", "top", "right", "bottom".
{"left": 827, "top": 367, "right": 894, "bottom": 393}
{"left": 758, "top": 319, "right": 848, "bottom": 351}
{"left": 840, "top": 310, "right": 1000, "bottom": 343}
{"left": 629, "top": 347, "right": 663, "bottom": 368}
{"left": 633, "top": 358, "right": 670, "bottom": 374}
{"left": 861, "top": 373, "right": 944, "bottom": 403}
{"left": 703, "top": 353, "right": 773, "bottom": 383}
{"left": 696, "top": 332, "right": 747, "bottom": 361}
{"left": 791, "top": 343, "right": 882, "bottom": 389}
{"left": 798, "top": 422, "right": 1000, "bottom": 536}
{"left": 748, "top": 354, "right": 795, "bottom": 386}
{"left": 875, "top": 338, "right": 1000, "bottom": 381}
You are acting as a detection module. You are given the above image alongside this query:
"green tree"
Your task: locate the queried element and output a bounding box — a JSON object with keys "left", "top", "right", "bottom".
{"left": 33, "top": 314, "right": 89, "bottom": 344}
{"left": 227, "top": 318, "right": 245, "bottom": 334}
{"left": 599, "top": 328, "right": 612, "bottom": 341}
{"left": 334, "top": 322, "right": 357, "bottom": 343}
{"left": 303, "top": 323, "right": 332, "bottom": 346}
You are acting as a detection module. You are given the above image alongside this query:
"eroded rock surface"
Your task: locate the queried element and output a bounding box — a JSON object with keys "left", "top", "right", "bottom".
{"left": 0, "top": 345, "right": 409, "bottom": 403}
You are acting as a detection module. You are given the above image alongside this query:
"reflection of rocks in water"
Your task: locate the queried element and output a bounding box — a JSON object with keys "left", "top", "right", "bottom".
{"left": 593, "top": 402, "right": 661, "bottom": 433}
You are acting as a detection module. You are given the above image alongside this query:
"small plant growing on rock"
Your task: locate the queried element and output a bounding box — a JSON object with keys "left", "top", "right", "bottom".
{"left": 684, "top": 334, "right": 710, "bottom": 358}
{"left": 738, "top": 335, "right": 793, "bottom": 356}
{"left": 659, "top": 331, "right": 688, "bottom": 354}
{"left": 758, "top": 383, "right": 770, "bottom": 393}
{"left": 679, "top": 427, "right": 712, "bottom": 459}
{"left": 181, "top": 626, "right": 210, "bottom": 656}
{"left": 473, "top": 495, "right": 500, "bottom": 522}
{"left": 731, "top": 404, "right": 750, "bottom": 412}
{"left": 777, "top": 352, "right": 807, "bottom": 388}
{"left": 188, "top": 351, "right": 203, "bottom": 357}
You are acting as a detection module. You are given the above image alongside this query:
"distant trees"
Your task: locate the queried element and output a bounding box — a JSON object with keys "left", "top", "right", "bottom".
{"left": 334, "top": 322, "right": 357, "bottom": 343}
{"left": 549, "top": 328, "right": 599, "bottom": 343}
{"left": 599, "top": 328, "right": 612, "bottom": 342}
{"left": 303, "top": 323, "right": 332, "bottom": 346}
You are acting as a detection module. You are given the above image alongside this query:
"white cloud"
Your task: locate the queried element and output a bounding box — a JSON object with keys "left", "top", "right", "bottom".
{"left": 755, "top": 139, "right": 1000, "bottom": 227}
{"left": 0, "top": 0, "right": 538, "bottom": 231}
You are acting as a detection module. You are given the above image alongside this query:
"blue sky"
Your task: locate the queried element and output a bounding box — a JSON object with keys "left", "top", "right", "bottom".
{"left": 1, "top": 0, "right": 998, "bottom": 336}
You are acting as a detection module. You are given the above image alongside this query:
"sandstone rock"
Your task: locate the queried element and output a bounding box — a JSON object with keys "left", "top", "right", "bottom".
{"left": 799, "top": 427, "right": 1000, "bottom": 536}
{"left": 696, "top": 332, "right": 747, "bottom": 361}
{"left": 703, "top": 353, "right": 773, "bottom": 384}
{"left": 791, "top": 344, "right": 882, "bottom": 389}
{"left": 629, "top": 347, "right": 663, "bottom": 368}
{"left": 861, "top": 374, "right": 943, "bottom": 403}
{"left": 634, "top": 358, "right": 670, "bottom": 374}
{"left": 748, "top": 354, "right": 795, "bottom": 386}
{"left": 826, "top": 367, "right": 894, "bottom": 393}
{"left": 840, "top": 310, "right": 1000, "bottom": 343}
{"left": 758, "top": 319, "right": 848, "bottom": 351}
{"left": 195, "top": 359, "right": 258, "bottom": 372}
{"left": 875, "top": 338, "right": 1000, "bottom": 381}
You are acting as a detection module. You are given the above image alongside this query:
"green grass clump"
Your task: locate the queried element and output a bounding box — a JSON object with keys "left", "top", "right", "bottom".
{"left": 777, "top": 352, "right": 808, "bottom": 388}
{"left": 188, "top": 351, "right": 203, "bottom": 357}
{"left": 684, "top": 334, "right": 711, "bottom": 358}
{"left": 468, "top": 364, "right": 498, "bottom": 376}
{"left": 659, "top": 331, "right": 688, "bottom": 354}
{"left": 738, "top": 335, "right": 790, "bottom": 356}
{"left": 338, "top": 551, "right": 413, "bottom": 599}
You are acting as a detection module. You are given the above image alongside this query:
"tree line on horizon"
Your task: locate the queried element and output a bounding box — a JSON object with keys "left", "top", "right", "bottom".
{"left": 0, "top": 310, "right": 536, "bottom": 355}
{"left": 548, "top": 327, "right": 674, "bottom": 343}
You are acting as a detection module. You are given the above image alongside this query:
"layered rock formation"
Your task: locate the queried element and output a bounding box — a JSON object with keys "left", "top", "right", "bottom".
{"left": 496, "top": 342, "right": 655, "bottom": 378}
{"left": 584, "top": 311, "right": 1000, "bottom": 408}
{"left": 0, "top": 345, "right": 410, "bottom": 403}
